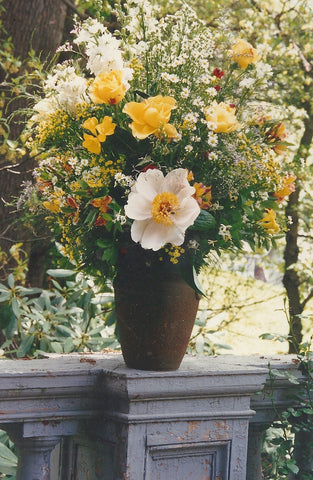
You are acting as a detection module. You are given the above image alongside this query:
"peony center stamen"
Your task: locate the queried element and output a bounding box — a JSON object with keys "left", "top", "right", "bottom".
{"left": 151, "top": 191, "right": 180, "bottom": 226}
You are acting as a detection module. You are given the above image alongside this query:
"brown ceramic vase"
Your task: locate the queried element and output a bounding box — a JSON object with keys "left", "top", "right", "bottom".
{"left": 113, "top": 245, "right": 200, "bottom": 371}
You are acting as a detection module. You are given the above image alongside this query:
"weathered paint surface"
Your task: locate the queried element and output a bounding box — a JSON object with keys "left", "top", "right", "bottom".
{"left": 0, "top": 353, "right": 301, "bottom": 480}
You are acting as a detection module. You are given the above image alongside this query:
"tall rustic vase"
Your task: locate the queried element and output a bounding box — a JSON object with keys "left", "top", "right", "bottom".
{"left": 113, "top": 245, "right": 200, "bottom": 371}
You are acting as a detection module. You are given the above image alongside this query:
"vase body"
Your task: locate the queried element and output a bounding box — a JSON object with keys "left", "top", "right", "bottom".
{"left": 114, "top": 246, "right": 200, "bottom": 371}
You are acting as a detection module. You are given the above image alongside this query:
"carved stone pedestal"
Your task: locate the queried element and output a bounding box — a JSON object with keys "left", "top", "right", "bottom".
{"left": 88, "top": 355, "right": 268, "bottom": 480}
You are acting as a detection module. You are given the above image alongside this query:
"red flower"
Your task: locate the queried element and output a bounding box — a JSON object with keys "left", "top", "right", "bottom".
{"left": 67, "top": 197, "right": 79, "bottom": 209}
{"left": 229, "top": 103, "right": 236, "bottom": 108}
{"left": 141, "top": 164, "right": 158, "bottom": 172}
{"left": 214, "top": 85, "right": 221, "bottom": 92}
{"left": 94, "top": 215, "right": 107, "bottom": 226}
{"left": 213, "top": 68, "right": 224, "bottom": 79}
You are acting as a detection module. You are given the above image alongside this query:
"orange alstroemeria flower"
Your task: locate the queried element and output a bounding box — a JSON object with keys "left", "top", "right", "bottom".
{"left": 193, "top": 182, "right": 212, "bottom": 209}
{"left": 123, "top": 95, "right": 178, "bottom": 140}
{"left": 273, "top": 175, "right": 296, "bottom": 202}
{"left": 91, "top": 195, "right": 112, "bottom": 213}
{"left": 266, "top": 122, "right": 288, "bottom": 155}
{"left": 92, "top": 196, "right": 112, "bottom": 226}
{"left": 89, "top": 70, "right": 126, "bottom": 105}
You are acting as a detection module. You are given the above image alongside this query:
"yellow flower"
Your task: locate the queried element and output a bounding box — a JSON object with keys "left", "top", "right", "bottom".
{"left": 274, "top": 174, "right": 296, "bottom": 202}
{"left": 89, "top": 70, "right": 126, "bottom": 105}
{"left": 205, "top": 101, "right": 241, "bottom": 133}
{"left": 193, "top": 183, "right": 212, "bottom": 209}
{"left": 266, "top": 122, "right": 288, "bottom": 155}
{"left": 230, "top": 39, "right": 260, "bottom": 69}
{"left": 91, "top": 195, "right": 112, "bottom": 213}
{"left": 258, "top": 208, "right": 280, "bottom": 234}
{"left": 123, "top": 95, "right": 178, "bottom": 140}
{"left": 42, "top": 189, "right": 64, "bottom": 213}
{"left": 82, "top": 116, "right": 116, "bottom": 154}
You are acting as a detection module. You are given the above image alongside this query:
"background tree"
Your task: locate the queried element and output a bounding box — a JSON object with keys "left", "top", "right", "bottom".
{"left": 0, "top": 0, "right": 69, "bottom": 286}
{"left": 186, "top": 0, "right": 313, "bottom": 353}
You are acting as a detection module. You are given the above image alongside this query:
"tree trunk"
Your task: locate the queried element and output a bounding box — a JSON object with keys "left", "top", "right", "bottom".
{"left": 283, "top": 108, "right": 313, "bottom": 353}
{"left": 0, "top": 0, "right": 68, "bottom": 286}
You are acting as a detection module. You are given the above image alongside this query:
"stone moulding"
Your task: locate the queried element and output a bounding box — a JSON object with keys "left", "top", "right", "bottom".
{"left": 0, "top": 353, "right": 301, "bottom": 480}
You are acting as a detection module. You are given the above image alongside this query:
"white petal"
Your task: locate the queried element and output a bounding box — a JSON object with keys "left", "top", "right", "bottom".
{"left": 176, "top": 185, "right": 196, "bottom": 203}
{"left": 125, "top": 193, "right": 152, "bottom": 220}
{"left": 164, "top": 227, "right": 185, "bottom": 246}
{"left": 164, "top": 168, "right": 189, "bottom": 195}
{"left": 135, "top": 169, "right": 164, "bottom": 200}
{"left": 174, "top": 197, "right": 200, "bottom": 228}
{"left": 140, "top": 221, "right": 168, "bottom": 250}
{"left": 131, "top": 219, "right": 150, "bottom": 243}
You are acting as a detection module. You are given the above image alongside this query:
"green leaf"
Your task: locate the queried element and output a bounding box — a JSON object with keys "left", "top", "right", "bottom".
{"left": 189, "top": 210, "right": 216, "bottom": 232}
{"left": 178, "top": 261, "right": 207, "bottom": 297}
{"left": 0, "top": 303, "right": 14, "bottom": 329}
{"left": 0, "top": 441, "right": 17, "bottom": 475}
{"left": 54, "top": 325, "right": 73, "bottom": 336}
{"left": 50, "top": 342, "right": 63, "bottom": 354}
{"left": 46, "top": 269, "right": 76, "bottom": 278}
{"left": 63, "top": 337, "right": 74, "bottom": 353}
{"left": 286, "top": 460, "right": 299, "bottom": 474}
{"left": 7, "top": 274, "right": 14, "bottom": 289}
{"left": 106, "top": 308, "right": 116, "bottom": 326}
{"left": 17, "top": 335, "right": 35, "bottom": 358}
{"left": 11, "top": 297, "right": 20, "bottom": 318}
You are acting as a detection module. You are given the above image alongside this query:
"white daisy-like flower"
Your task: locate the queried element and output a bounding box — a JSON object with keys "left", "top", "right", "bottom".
{"left": 206, "top": 121, "right": 217, "bottom": 131}
{"left": 208, "top": 151, "right": 218, "bottom": 160}
{"left": 185, "top": 145, "right": 193, "bottom": 152}
{"left": 124, "top": 168, "right": 200, "bottom": 251}
{"left": 181, "top": 88, "right": 190, "bottom": 99}
{"left": 206, "top": 87, "right": 218, "bottom": 97}
{"left": 207, "top": 133, "right": 218, "bottom": 147}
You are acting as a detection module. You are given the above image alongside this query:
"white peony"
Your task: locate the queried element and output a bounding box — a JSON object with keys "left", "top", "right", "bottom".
{"left": 125, "top": 168, "right": 200, "bottom": 251}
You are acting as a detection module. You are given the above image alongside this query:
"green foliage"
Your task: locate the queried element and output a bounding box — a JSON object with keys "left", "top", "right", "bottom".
{"left": 262, "top": 335, "right": 313, "bottom": 479}
{"left": 0, "top": 269, "right": 118, "bottom": 359}
{"left": 0, "top": 430, "right": 17, "bottom": 479}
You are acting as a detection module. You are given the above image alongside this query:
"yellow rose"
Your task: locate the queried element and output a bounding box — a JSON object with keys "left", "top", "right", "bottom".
{"left": 230, "top": 39, "right": 260, "bottom": 69}
{"left": 123, "top": 95, "right": 178, "bottom": 139}
{"left": 205, "top": 101, "right": 241, "bottom": 133}
{"left": 89, "top": 70, "right": 126, "bottom": 105}
{"left": 258, "top": 208, "right": 280, "bottom": 234}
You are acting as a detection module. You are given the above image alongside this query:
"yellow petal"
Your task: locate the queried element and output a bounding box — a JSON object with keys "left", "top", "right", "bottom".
{"left": 82, "top": 117, "right": 98, "bottom": 135}
{"left": 83, "top": 134, "right": 101, "bottom": 154}
{"left": 96, "top": 116, "right": 116, "bottom": 140}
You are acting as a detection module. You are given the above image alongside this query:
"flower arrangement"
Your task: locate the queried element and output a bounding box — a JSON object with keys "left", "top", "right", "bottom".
{"left": 25, "top": 0, "right": 294, "bottom": 288}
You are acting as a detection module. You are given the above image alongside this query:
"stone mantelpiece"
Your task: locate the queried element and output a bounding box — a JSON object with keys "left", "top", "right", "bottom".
{"left": 0, "top": 354, "right": 300, "bottom": 480}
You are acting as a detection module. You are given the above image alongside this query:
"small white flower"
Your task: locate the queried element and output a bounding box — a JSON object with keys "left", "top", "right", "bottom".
{"left": 185, "top": 145, "right": 193, "bottom": 153}
{"left": 206, "top": 121, "right": 217, "bottom": 131}
{"left": 114, "top": 173, "right": 134, "bottom": 188}
{"left": 207, "top": 151, "right": 218, "bottom": 160}
{"left": 207, "top": 133, "right": 218, "bottom": 147}
{"left": 218, "top": 224, "right": 232, "bottom": 239}
{"left": 239, "top": 78, "right": 254, "bottom": 89}
{"left": 188, "top": 239, "right": 200, "bottom": 250}
{"left": 206, "top": 87, "right": 218, "bottom": 97}
{"left": 181, "top": 88, "right": 190, "bottom": 99}
{"left": 114, "top": 213, "right": 127, "bottom": 225}
{"left": 255, "top": 62, "right": 273, "bottom": 80}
